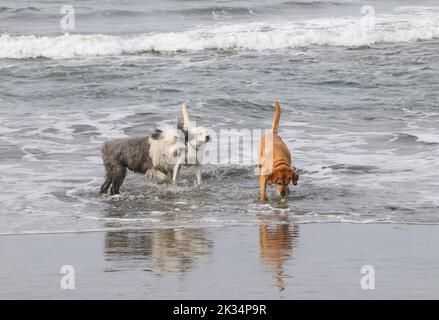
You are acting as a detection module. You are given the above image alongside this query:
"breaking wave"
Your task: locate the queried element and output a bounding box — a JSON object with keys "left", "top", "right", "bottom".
{"left": 0, "top": 9, "right": 438, "bottom": 59}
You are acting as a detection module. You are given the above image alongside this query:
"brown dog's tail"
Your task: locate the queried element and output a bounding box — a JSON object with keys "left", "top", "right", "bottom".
{"left": 271, "top": 100, "right": 281, "bottom": 134}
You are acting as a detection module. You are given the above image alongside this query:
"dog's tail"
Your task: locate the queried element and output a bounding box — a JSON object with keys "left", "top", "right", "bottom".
{"left": 181, "top": 103, "right": 190, "bottom": 129}
{"left": 271, "top": 100, "right": 281, "bottom": 134}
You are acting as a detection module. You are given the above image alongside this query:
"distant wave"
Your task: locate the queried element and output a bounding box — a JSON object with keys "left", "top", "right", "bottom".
{"left": 280, "top": 0, "right": 351, "bottom": 7}
{"left": 0, "top": 6, "right": 40, "bottom": 13}
{"left": 1, "top": 10, "right": 438, "bottom": 59}
{"left": 395, "top": 6, "right": 439, "bottom": 15}
{"left": 171, "top": 6, "right": 258, "bottom": 16}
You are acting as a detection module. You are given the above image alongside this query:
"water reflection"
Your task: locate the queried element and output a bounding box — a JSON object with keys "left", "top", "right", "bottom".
{"left": 258, "top": 214, "right": 299, "bottom": 292}
{"left": 104, "top": 227, "right": 212, "bottom": 275}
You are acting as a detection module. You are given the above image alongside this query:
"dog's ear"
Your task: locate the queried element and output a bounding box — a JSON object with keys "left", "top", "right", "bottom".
{"left": 267, "top": 172, "right": 276, "bottom": 186}
{"left": 290, "top": 169, "right": 299, "bottom": 186}
{"left": 151, "top": 128, "right": 162, "bottom": 140}
{"left": 177, "top": 121, "right": 184, "bottom": 130}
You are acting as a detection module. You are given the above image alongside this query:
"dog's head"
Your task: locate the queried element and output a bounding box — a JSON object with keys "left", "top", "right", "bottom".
{"left": 188, "top": 126, "right": 210, "bottom": 149}
{"left": 268, "top": 165, "right": 299, "bottom": 197}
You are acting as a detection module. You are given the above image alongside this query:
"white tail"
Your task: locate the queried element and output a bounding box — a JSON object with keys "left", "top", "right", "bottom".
{"left": 181, "top": 103, "right": 191, "bottom": 129}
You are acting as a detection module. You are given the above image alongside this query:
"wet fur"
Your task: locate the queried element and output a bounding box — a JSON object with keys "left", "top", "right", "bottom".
{"left": 100, "top": 126, "right": 185, "bottom": 195}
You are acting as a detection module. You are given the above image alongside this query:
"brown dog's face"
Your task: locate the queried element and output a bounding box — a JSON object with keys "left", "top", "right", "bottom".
{"left": 268, "top": 167, "right": 299, "bottom": 197}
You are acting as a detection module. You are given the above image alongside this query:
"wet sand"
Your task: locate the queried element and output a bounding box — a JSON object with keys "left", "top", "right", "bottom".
{"left": 1, "top": 222, "right": 439, "bottom": 299}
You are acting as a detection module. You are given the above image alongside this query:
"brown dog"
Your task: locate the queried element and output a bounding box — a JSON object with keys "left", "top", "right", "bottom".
{"left": 257, "top": 101, "right": 299, "bottom": 202}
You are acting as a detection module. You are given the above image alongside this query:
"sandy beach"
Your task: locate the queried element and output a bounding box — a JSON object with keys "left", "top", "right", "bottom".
{"left": 1, "top": 222, "right": 439, "bottom": 299}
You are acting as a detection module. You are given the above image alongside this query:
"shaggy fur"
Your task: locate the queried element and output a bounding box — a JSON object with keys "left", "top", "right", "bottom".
{"left": 100, "top": 137, "right": 154, "bottom": 195}
{"left": 175, "top": 126, "right": 210, "bottom": 185}
{"left": 100, "top": 123, "right": 210, "bottom": 195}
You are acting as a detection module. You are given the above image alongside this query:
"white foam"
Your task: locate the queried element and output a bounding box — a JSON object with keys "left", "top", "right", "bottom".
{"left": 1, "top": 9, "right": 439, "bottom": 59}
{"left": 415, "top": 133, "right": 439, "bottom": 144}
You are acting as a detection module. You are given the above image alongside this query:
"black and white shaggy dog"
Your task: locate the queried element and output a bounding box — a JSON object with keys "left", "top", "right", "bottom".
{"left": 100, "top": 106, "right": 210, "bottom": 195}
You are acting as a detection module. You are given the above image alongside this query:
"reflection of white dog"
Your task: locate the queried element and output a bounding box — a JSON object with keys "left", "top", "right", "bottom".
{"left": 148, "top": 103, "right": 210, "bottom": 186}
{"left": 151, "top": 229, "right": 210, "bottom": 274}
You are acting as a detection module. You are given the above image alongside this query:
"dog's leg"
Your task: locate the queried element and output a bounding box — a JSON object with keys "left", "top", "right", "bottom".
{"left": 110, "top": 166, "right": 127, "bottom": 195}
{"left": 195, "top": 164, "right": 202, "bottom": 186}
{"left": 259, "top": 175, "right": 268, "bottom": 202}
{"left": 172, "top": 162, "right": 182, "bottom": 185}
{"left": 171, "top": 154, "right": 185, "bottom": 184}
{"left": 100, "top": 176, "right": 112, "bottom": 194}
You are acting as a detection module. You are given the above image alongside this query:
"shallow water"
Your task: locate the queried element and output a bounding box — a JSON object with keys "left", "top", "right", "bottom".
{"left": 0, "top": 0, "right": 439, "bottom": 235}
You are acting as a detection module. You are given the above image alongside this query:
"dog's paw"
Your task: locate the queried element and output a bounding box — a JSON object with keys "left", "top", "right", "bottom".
{"left": 193, "top": 179, "right": 202, "bottom": 189}
{"left": 146, "top": 169, "right": 168, "bottom": 184}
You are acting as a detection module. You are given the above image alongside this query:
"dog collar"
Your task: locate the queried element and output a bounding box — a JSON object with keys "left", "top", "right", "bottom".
{"left": 184, "top": 129, "right": 189, "bottom": 164}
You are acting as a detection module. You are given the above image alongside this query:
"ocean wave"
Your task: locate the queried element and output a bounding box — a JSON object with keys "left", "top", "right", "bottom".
{"left": 0, "top": 11, "right": 438, "bottom": 59}
{"left": 170, "top": 6, "right": 257, "bottom": 17}
{"left": 415, "top": 133, "right": 439, "bottom": 144}
{"left": 391, "top": 132, "right": 439, "bottom": 145}
{"left": 280, "top": 0, "right": 351, "bottom": 7}
{"left": 0, "top": 6, "right": 40, "bottom": 13}
{"left": 395, "top": 6, "right": 439, "bottom": 15}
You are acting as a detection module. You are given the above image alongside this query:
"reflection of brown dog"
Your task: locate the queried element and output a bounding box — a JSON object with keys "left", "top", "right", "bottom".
{"left": 259, "top": 224, "right": 293, "bottom": 258}
{"left": 259, "top": 218, "right": 297, "bottom": 292}
{"left": 257, "top": 101, "right": 299, "bottom": 202}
